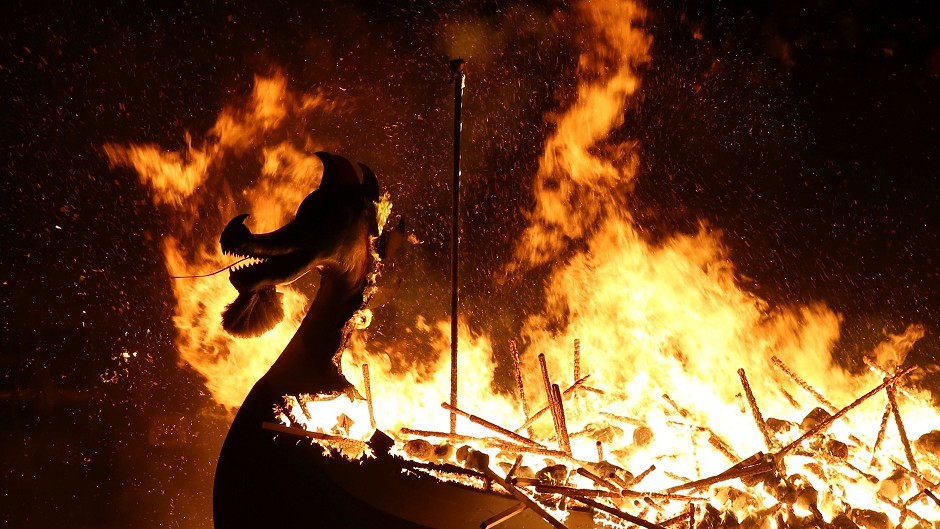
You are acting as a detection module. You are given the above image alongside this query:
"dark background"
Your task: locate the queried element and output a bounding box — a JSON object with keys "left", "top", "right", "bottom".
{"left": 2, "top": 0, "right": 938, "bottom": 527}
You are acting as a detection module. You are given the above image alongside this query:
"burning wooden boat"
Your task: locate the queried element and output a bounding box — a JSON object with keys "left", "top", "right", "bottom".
{"left": 209, "top": 150, "right": 940, "bottom": 528}
{"left": 270, "top": 352, "right": 940, "bottom": 529}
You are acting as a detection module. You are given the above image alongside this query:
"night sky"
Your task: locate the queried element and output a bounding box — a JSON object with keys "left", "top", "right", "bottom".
{"left": 2, "top": 1, "right": 938, "bottom": 527}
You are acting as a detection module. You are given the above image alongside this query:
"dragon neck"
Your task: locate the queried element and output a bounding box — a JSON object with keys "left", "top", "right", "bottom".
{"left": 262, "top": 263, "right": 370, "bottom": 396}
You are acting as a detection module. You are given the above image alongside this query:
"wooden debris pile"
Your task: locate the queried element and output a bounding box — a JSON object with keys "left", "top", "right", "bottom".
{"left": 274, "top": 346, "right": 940, "bottom": 529}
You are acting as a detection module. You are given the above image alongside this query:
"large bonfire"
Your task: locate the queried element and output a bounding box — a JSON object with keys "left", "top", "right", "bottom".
{"left": 105, "top": 0, "right": 939, "bottom": 527}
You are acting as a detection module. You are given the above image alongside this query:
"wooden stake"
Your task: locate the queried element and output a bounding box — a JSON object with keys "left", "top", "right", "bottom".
{"left": 537, "top": 354, "right": 569, "bottom": 454}
{"left": 448, "top": 58, "right": 465, "bottom": 436}
{"left": 551, "top": 383, "right": 572, "bottom": 455}
{"left": 362, "top": 363, "right": 376, "bottom": 430}
{"left": 770, "top": 378, "right": 801, "bottom": 409}
{"left": 870, "top": 399, "right": 892, "bottom": 468}
{"left": 509, "top": 340, "right": 533, "bottom": 437}
{"left": 778, "top": 365, "right": 916, "bottom": 456}
{"left": 878, "top": 493, "right": 929, "bottom": 525}
{"left": 481, "top": 465, "right": 569, "bottom": 529}
{"left": 574, "top": 497, "right": 669, "bottom": 529}
{"left": 627, "top": 464, "right": 657, "bottom": 487}
{"left": 441, "top": 402, "right": 544, "bottom": 448}
{"left": 662, "top": 460, "right": 774, "bottom": 493}
{"left": 509, "top": 477, "right": 542, "bottom": 487}
{"left": 863, "top": 356, "right": 915, "bottom": 399}
{"left": 573, "top": 338, "right": 581, "bottom": 382}
{"left": 516, "top": 375, "right": 591, "bottom": 432}
{"left": 606, "top": 471, "right": 629, "bottom": 489}
{"left": 925, "top": 489, "right": 940, "bottom": 508}
{"left": 706, "top": 434, "right": 739, "bottom": 464}
{"left": 538, "top": 353, "right": 553, "bottom": 401}
{"left": 535, "top": 484, "right": 619, "bottom": 498}
{"left": 480, "top": 503, "right": 526, "bottom": 529}
{"left": 506, "top": 455, "right": 523, "bottom": 481}
{"left": 887, "top": 384, "right": 919, "bottom": 473}
{"left": 599, "top": 411, "right": 645, "bottom": 427}
{"left": 577, "top": 467, "right": 619, "bottom": 491}
{"left": 621, "top": 490, "right": 705, "bottom": 502}
{"left": 770, "top": 356, "right": 837, "bottom": 413}
{"left": 737, "top": 368, "right": 777, "bottom": 451}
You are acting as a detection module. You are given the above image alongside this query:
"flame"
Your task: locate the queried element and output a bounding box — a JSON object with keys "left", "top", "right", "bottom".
{"left": 105, "top": 72, "right": 334, "bottom": 409}
{"left": 515, "top": 0, "right": 649, "bottom": 265}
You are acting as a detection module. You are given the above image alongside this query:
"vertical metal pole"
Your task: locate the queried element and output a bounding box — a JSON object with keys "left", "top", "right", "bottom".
{"left": 449, "top": 58, "right": 465, "bottom": 434}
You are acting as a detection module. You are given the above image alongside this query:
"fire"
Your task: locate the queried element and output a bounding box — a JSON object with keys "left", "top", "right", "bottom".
{"left": 106, "top": 0, "right": 939, "bottom": 526}
{"left": 105, "top": 73, "right": 334, "bottom": 409}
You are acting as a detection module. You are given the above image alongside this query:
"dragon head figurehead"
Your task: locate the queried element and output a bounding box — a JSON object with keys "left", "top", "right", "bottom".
{"left": 219, "top": 152, "right": 382, "bottom": 337}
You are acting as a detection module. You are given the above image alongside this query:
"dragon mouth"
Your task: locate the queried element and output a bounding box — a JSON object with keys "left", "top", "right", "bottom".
{"left": 223, "top": 250, "right": 311, "bottom": 293}
{"left": 219, "top": 213, "right": 315, "bottom": 293}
